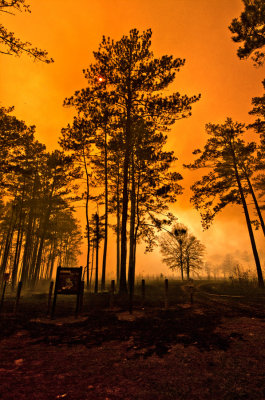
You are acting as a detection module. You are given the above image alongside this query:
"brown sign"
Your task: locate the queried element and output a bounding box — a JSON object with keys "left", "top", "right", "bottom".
{"left": 51, "top": 266, "right": 83, "bottom": 318}
{"left": 56, "top": 267, "right": 82, "bottom": 295}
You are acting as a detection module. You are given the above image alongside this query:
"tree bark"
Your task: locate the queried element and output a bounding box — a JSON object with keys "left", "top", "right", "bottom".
{"left": 95, "top": 213, "right": 99, "bottom": 293}
{"left": 116, "top": 158, "right": 120, "bottom": 285}
{"left": 232, "top": 151, "right": 264, "bottom": 287}
{"left": 128, "top": 152, "right": 136, "bottom": 296}
{"left": 21, "top": 173, "right": 38, "bottom": 285}
{"left": 82, "top": 146, "right": 90, "bottom": 289}
{"left": 11, "top": 224, "right": 24, "bottom": 290}
{"left": 30, "top": 235, "right": 40, "bottom": 287}
{"left": 245, "top": 173, "right": 265, "bottom": 237}
{"left": 90, "top": 239, "right": 95, "bottom": 289}
{"left": 119, "top": 47, "right": 132, "bottom": 294}
{"left": 0, "top": 204, "right": 17, "bottom": 277}
{"left": 101, "top": 124, "right": 108, "bottom": 290}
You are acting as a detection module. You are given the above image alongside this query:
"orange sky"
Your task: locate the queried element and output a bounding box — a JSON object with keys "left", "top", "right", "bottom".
{"left": 1, "top": 0, "right": 265, "bottom": 277}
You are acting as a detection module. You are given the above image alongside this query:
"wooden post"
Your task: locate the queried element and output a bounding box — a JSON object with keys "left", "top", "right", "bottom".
{"left": 0, "top": 281, "right": 7, "bottom": 313}
{"left": 189, "top": 282, "right": 194, "bottom": 305}
{"left": 46, "top": 281, "right": 54, "bottom": 316}
{"left": 78, "top": 280, "right": 84, "bottom": 314}
{"left": 51, "top": 267, "right": 61, "bottom": 319}
{"left": 75, "top": 269, "right": 83, "bottom": 318}
{"left": 187, "top": 279, "right": 194, "bottom": 306}
{"left": 13, "top": 281, "right": 22, "bottom": 315}
{"left": 109, "top": 280, "right": 115, "bottom": 309}
{"left": 129, "top": 292, "right": 133, "bottom": 314}
{"left": 141, "top": 279, "right": 145, "bottom": 308}
{"left": 164, "top": 279, "right": 168, "bottom": 310}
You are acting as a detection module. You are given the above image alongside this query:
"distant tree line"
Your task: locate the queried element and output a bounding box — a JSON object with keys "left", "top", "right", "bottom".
{"left": 0, "top": 107, "right": 82, "bottom": 289}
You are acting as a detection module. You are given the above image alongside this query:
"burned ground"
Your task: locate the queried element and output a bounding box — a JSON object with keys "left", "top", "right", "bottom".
{"left": 1, "top": 283, "right": 265, "bottom": 399}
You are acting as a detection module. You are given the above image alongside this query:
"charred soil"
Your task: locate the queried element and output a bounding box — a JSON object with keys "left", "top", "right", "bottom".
{"left": 1, "top": 288, "right": 265, "bottom": 399}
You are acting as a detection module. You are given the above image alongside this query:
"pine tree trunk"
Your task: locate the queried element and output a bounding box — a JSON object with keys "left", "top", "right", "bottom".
{"left": 120, "top": 145, "right": 130, "bottom": 294}
{"left": 180, "top": 244, "right": 184, "bottom": 280}
{"left": 21, "top": 212, "right": 34, "bottom": 285}
{"left": 128, "top": 152, "right": 136, "bottom": 296}
{"left": 186, "top": 257, "right": 190, "bottom": 279}
{"left": 95, "top": 213, "right": 99, "bottom": 293}
{"left": 1, "top": 228, "right": 13, "bottom": 277}
{"left": 21, "top": 174, "right": 38, "bottom": 285}
{"left": 32, "top": 202, "right": 52, "bottom": 287}
{"left": 132, "top": 168, "right": 141, "bottom": 288}
{"left": 86, "top": 220, "right": 90, "bottom": 287}
{"left": 29, "top": 235, "right": 40, "bottom": 287}
{"left": 116, "top": 160, "right": 120, "bottom": 285}
{"left": 232, "top": 154, "right": 264, "bottom": 287}
{"left": 90, "top": 239, "right": 95, "bottom": 289}
{"left": 245, "top": 173, "right": 265, "bottom": 236}
{"left": 12, "top": 180, "right": 26, "bottom": 288}
{"left": 27, "top": 217, "right": 40, "bottom": 283}
{"left": 1, "top": 227, "right": 15, "bottom": 276}
{"left": 11, "top": 225, "right": 24, "bottom": 290}
{"left": 32, "top": 175, "right": 56, "bottom": 287}
{"left": 83, "top": 147, "right": 90, "bottom": 289}
{"left": 0, "top": 205, "right": 17, "bottom": 277}
{"left": 101, "top": 126, "right": 108, "bottom": 290}
{"left": 119, "top": 53, "right": 132, "bottom": 294}
{"left": 0, "top": 236, "right": 5, "bottom": 263}
{"left": 48, "top": 239, "right": 57, "bottom": 280}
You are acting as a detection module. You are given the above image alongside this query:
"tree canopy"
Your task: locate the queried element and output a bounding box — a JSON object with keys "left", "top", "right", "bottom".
{"left": 159, "top": 222, "right": 205, "bottom": 280}
{"left": 185, "top": 118, "right": 264, "bottom": 287}
{"left": 0, "top": 0, "right": 53, "bottom": 62}
{"left": 229, "top": 0, "right": 265, "bottom": 66}
{"left": 62, "top": 28, "right": 200, "bottom": 293}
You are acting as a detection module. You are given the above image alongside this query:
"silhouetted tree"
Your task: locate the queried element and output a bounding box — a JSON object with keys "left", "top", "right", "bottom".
{"left": 0, "top": 106, "right": 33, "bottom": 200}
{"left": 0, "top": 0, "right": 53, "bottom": 62}
{"left": 62, "top": 74, "right": 119, "bottom": 291}
{"left": 60, "top": 117, "right": 96, "bottom": 288}
{"left": 159, "top": 223, "right": 205, "bottom": 279}
{"left": 127, "top": 120, "right": 183, "bottom": 291}
{"left": 229, "top": 0, "right": 265, "bottom": 66}
{"left": 249, "top": 79, "right": 265, "bottom": 134}
{"left": 243, "top": 81, "right": 265, "bottom": 234}
{"left": 29, "top": 150, "right": 81, "bottom": 287}
{"left": 62, "top": 28, "right": 200, "bottom": 294}
{"left": 0, "top": 109, "right": 83, "bottom": 287}
{"left": 50, "top": 209, "right": 82, "bottom": 272}
{"left": 185, "top": 118, "right": 264, "bottom": 287}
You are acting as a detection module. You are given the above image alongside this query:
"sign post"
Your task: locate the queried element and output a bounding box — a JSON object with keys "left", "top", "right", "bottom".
{"left": 0, "top": 273, "right": 10, "bottom": 313}
{"left": 13, "top": 281, "right": 22, "bottom": 315}
{"left": 164, "top": 279, "right": 169, "bottom": 310}
{"left": 141, "top": 279, "right": 145, "bottom": 308}
{"left": 51, "top": 266, "right": 82, "bottom": 319}
{"left": 46, "top": 281, "right": 54, "bottom": 316}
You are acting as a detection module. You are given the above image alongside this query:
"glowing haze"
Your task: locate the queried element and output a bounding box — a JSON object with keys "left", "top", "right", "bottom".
{"left": 1, "top": 0, "right": 265, "bottom": 277}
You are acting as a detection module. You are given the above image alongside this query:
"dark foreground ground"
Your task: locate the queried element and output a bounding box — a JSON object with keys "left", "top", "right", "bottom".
{"left": 1, "top": 281, "right": 265, "bottom": 400}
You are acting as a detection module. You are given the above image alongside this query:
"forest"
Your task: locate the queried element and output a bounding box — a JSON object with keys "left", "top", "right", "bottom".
{"left": 1, "top": 0, "right": 265, "bottom": 296}
{"left": 2, "top": 1, "right": 265, "bottom": 400}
